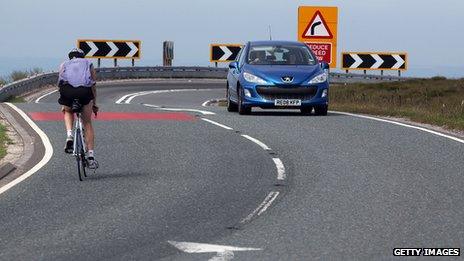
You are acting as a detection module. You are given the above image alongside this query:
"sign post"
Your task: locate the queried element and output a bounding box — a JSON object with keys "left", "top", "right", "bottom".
{"left": 298, "top": 6, "right": 338, "bottom": 68}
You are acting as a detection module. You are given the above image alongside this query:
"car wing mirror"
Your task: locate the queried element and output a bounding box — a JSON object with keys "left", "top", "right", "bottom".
{"left": 229, "top": 62, "right": 238, "bottom": 69}
{"left": 320, "top": 62, "right": 329, "bottom": 70}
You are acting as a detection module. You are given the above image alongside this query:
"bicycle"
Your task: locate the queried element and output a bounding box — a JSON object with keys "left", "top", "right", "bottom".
{"left": 71, "top": 99, "right": 91, "bottom": 181}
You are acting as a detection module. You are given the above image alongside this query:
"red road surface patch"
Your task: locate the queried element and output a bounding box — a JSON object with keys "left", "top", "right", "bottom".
{"left": 29, "top": 112, "right": 196, "bottom": 121}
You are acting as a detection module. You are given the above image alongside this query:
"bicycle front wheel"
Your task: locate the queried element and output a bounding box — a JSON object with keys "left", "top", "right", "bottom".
{"left": 76, "top": 157, "right": 84, "bottom": 181}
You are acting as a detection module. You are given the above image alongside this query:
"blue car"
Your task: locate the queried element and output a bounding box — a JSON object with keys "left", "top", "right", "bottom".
{"left": 226, "top": 40, "right": 329, "bottom": 115}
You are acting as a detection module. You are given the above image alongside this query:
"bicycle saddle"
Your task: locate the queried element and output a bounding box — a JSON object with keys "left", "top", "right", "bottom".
{"left": 71, "top": 99, "right": 83, "bottom": 113}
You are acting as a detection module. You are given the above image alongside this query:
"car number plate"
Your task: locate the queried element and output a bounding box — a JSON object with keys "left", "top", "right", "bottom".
{"left": 274, "top": 99, "right": 302, "bottom": 106}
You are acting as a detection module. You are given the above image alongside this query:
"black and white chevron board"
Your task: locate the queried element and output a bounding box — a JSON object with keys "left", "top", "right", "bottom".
{"left": 342, "top": 52, "right": 407, "bottom": 70}
{"left": 210, "top": 44, "right": 242, "bottom": 62}
{"left": 77, "top": 40, "right": 141, "bottom": 59}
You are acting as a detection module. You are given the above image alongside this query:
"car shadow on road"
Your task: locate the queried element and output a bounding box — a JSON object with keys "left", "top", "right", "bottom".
{"left": 247, "top": 111, "right": 344, "bottom": 117}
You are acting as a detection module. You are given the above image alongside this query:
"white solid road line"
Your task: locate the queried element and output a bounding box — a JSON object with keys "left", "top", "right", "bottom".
{"left": 256, "top": 191, "right": 280, "bottom": 216}
{"left": 168, "top": 241, "right": 261, "bottom": 261}
{"left": 240, "top": 191, "right": 280, "bottom": 224}
{"left": 116, "top": 88, "right": 216, "bottom": 104}
{"left": 0, "top": 103, "right": 54, "bottom": 195}
{"left": 332, "top": 111, "right": 464, "bottom": 145}
{"left": 241, "top": 134, "right": 272, "bottom": 151}
{"left": 34, "top": 89, "right": 58, "bottom": 103}
{"left": 272, "top": 158, "right": 286, "bottom": 180}
{"left": 143, "top": 104, "right": 215, "bottom": 115}
{"left": 201, "top": 118, "right": 234, "bottom": 130}
{"left": 115, "top": 90, "right": 148, "bottom": 104}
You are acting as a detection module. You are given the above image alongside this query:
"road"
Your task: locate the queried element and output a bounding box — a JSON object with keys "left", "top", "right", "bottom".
{"left": 1, "top": 79, "right": 463, "bottom": 260}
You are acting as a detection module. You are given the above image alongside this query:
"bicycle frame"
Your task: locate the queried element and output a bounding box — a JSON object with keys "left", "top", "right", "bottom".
{"left": 72, "top": 112, "right": 86, "bottom": 157}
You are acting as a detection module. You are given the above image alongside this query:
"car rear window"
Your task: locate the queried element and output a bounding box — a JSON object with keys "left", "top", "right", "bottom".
{"left": 247, "top": 45, "right": 316, "bottom": 65}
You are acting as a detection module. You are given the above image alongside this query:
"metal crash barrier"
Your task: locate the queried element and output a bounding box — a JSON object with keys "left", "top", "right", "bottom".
{"left": 0, "top": 66, "right": 409, "bottom": 102}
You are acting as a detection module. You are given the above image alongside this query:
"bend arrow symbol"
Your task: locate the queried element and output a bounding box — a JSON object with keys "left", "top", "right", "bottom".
{"left": 392, "top": 54, "right": 405, "bottom": 69}
{"left": 126, "top": 42, "right": 138, "bottom": 57}
{"left": 106, "top": 42, "right": 119, "bottom": 57}
{"left": 168, "top": 241, "right": 261, "bottom": 261}
{"left": 86, "top": 41, "right": 98, "bottom": 57}
{"left": 371, "top": 54, "right": 384, "bottom": 69}
{"left": 349, "top": 54, "right": 363, "bottom": 69}
{"left": 219, "top": 46, "right": 233, "bottom": 61}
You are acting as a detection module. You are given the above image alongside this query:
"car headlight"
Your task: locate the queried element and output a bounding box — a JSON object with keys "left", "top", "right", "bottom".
{"left": 243, "top": 72, "right": 268, "bottom": 84}
{"left": 309, "top": 72, "right": 328, "bottom": 84}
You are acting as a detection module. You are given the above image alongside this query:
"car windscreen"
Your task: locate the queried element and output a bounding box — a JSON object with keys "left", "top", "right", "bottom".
{"left": 247, "top": 45, "right": 316, "bottom": 65}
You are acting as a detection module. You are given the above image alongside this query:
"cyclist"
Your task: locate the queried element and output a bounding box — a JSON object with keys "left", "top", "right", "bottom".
{"left": 58, "top": 48, "right": 99, "bottom": 169}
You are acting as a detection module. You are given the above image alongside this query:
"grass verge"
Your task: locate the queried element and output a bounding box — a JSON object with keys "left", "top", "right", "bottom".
{"left": 330, "top": 78, "right": 464, "bottom": 131}
{"left": 4, "top": 96, "right": 26, "bottom": 103}
{"left": 0, "top": 123, "right": 11, "bottom": 159}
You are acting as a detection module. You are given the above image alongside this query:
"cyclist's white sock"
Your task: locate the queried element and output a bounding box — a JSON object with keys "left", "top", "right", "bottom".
{"left": 67, "top": 130, "right": 73, "bottom": 137}
{"left": 88, "top": 150, "right": 94, "bottom": 158}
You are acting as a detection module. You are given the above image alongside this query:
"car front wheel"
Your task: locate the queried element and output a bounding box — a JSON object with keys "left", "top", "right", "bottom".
{"left": 314, "top": 105, "right": 328, "bottom": 116}
{"left": 238, "top": 87, "right": 251, "bottom": 115}
{"left": 300, "top": 106, "right": 313, "bottom": 115}
{"left": 226, "top": 86, "right": 238, "bottom": 112}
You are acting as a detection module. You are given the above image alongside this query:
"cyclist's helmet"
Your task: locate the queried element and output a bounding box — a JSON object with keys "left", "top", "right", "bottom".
{"left": 68, "top": 48, "right": 85, "bottom": 59}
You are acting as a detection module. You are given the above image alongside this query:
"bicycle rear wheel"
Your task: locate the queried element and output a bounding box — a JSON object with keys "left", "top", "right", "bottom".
{"left": 75, "top": 130, "right": 85, "bottom": 181}
{"left": 81, "top": 150, "right": 87, "bottom": 178}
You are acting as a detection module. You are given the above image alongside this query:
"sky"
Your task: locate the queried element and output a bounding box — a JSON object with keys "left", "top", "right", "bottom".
{"left": 0, "top": 0, "right": 463, "bottom": 78}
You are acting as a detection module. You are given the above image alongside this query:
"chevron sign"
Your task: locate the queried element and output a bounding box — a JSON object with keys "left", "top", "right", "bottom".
{"left": 342, "top": 52, "right": 407, "bottom": 70}
{"left": 77, "top": 40, "right": 141, "bottom": 59}
{"left": 210, "top": 44, "right": 242, "bottom": 62}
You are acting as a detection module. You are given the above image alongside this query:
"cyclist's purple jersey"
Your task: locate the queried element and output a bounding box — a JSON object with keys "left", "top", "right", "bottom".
{"left": 58, "top": 58, "right": 95, "bottom": 87}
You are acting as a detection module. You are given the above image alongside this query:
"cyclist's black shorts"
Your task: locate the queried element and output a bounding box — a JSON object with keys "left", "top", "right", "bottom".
{"left": 58, "top": 84, "right": 94, "bottom": 107}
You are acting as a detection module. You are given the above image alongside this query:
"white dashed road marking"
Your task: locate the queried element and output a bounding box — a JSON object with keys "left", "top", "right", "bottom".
{"left": 241, "top": 134, "right": 272, "bottom": 151}
{"left": 201, "top": 118, "right": 234, "bottom": 130}
{"left": 272, "top": 158, "right": 286, "bottom": 180}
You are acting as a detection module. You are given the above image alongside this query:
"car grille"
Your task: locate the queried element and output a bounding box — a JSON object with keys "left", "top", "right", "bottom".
{"left": 256, "top": 86, "right": 317, "bottom": 101}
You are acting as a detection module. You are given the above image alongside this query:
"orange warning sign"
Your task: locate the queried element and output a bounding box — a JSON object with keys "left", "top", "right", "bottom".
{"left": 302, "top": 11, "right": 333, "bottom": 39}
{"left": 298, "top": 6, "right": 338, "bottom": 68}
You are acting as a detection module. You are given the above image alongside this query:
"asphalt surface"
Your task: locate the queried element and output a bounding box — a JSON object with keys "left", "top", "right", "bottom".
{"left": 1, "top": 79, "right": 463, "bottom": 260}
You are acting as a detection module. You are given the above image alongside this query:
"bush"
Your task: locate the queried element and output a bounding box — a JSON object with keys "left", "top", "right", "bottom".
{"left": 9, "top": 70, "right": 29, "bottom": 82}
{"left": 0, "top": 123, "right": 10, "bottom": 159}
{"left": 5, "top": 68, "right": 44, "bottom": 83}
{"left": 431, "top": 76, "right": 447, "bottom": 81}
{"left": 29, "top": 67, "right": 43, "bottom": 76}
{"left": 0, "top": 77, "right": 7, "bottom": 86}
